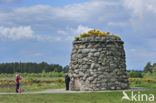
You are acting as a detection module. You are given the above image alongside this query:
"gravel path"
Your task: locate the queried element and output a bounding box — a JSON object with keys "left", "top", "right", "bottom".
{"left": 0, "top": 87, "right": 150, "bottom": 95}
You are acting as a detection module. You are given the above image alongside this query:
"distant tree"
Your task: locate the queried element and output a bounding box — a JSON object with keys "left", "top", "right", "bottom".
{"left": 129, "top": 70, "right": 143, "bottom": 78}
{"left": 0, "top": 62, "right": 63, "bottom": 73}
{"left": 53, "top": 64, "right": 62, "bottom": 72}
{"left": 144, "top": 62, "right": 152, "bottom": 73}
{"left": 63, "top": 65, "right": 69, "bottom": 73}
{"left": 152, "top": 64, "right": 156, "bottom": 74}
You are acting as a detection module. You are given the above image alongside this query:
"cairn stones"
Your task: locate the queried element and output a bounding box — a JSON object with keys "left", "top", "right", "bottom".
{"left": 69, "top": 36, "right": 129, "bottom": 91}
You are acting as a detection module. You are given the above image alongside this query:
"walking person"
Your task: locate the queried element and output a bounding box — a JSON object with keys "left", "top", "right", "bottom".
{"left": 15, "top": 74, "right": 22, "bottom": 93}
{"left": 65, "top": 74, "right": 70, "bottom": 90}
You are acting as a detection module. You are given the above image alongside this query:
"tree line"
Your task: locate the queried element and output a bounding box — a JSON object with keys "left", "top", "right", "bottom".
{"left": 128, "top": 61, "right": 156, "bottom": 78}
{"left": 143, "top": 62, "right": 156, "bottom": 73}
{"left": 0, "top": 62, "right": 69, "bottom": 73}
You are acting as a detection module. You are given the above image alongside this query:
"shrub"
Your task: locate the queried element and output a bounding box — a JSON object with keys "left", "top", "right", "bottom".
{"left": 144, "top": 78, "right": 151, "bottom": 83}
{"left": 135, "top": 79, "right": 141, "bottom": 84}
{"left": 0, "top": 72, "right": 65, "bottom": 78}
{"left": 142, "top": 71, "right": 152, "bottom": 78}
{"left": 57, "top": 78, "right": 65, "bottom": 83}
{"left": 128, "top": 70, "right": 143, "bottom": 78}
{"left": 128, "top": 78, "right": 136, "bottom": 82}
{"left": 75, "top": 36, "right": 80, "bottom": 40}
{"left": 75, "top": 30, "right": 120, "bottom": 40}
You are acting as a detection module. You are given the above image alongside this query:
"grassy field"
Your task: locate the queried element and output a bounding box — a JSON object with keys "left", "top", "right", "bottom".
{"left": 0, "top": 83, "right": 65, "bottom": 92}
{"left": 0, "top": 77, "right": 65, "bottom": 92}
{"left": 0, "top": 77, "right": 156, "bottom": 103}
{"left": 0, "top": 90, "right": 156, "bottom": 103}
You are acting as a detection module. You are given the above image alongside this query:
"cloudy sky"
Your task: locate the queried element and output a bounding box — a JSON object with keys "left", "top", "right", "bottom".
{"left": 0, "top": 0, "right": 156, "bottom": 70}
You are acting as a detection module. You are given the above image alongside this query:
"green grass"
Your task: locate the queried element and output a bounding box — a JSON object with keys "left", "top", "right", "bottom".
{"left": 0, "top": 90, "right": 156, "bottom": 103}
{"left": 0, "top": 72, "right": 65, "bottom": 78}
{"left": 130, "top": 82, "right": 156, "bottom": 89}
{"left": 0, "top": 77, "right": 65, "bottom": 92}
{"left": 0, "top": 77, "right": 156, "bottom": 103}
{"left": 0, "top": 83, "right": 65, "bottom": 92}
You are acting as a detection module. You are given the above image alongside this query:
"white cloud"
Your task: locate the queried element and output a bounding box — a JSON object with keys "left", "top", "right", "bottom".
{"left": 0, "top": 25, "right": 92, "bottom": 42}
{"left": 123, "top": 0, "right": 144, "bottom": 17}
{"left": 0, "top": 26, "right": 61, "bottom": 42}
{"left": 122, "top": 0, "right": 156, "bottom": 35}
{"left": 123, "top": 0, "right": 156, "bottom": 16}
{"left": 0, "top": 0, "right": 155, "bottom": 41}
{"left": 0, "top": 0, "right": 122, "bottom": 27}
{"left": 108, "top": 22, "right": 128, "bottom": 27}
{"left": 0, "top": 26, "right": 35, "bottom": 40}
{"left": 146, "top": 4, "right": 156, "bottom": 14}
{"left": 0, "top": 1, "right": 127, "bottom": 41}
{"left": 57, "top": 25, "right": 92, "bottom": 36}
{"left": 0, "top": 0, "right": 155, "bottom": 38}
{"left": 57, "top": 25, "right": 93, "bottom": 41}
{"left": 72, "top": 25, "right": 93, "bottom": 35}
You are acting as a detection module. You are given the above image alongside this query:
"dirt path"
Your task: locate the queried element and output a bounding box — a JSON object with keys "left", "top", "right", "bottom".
{"left": 0, "top": 87, "right": 150, "bottom": 95}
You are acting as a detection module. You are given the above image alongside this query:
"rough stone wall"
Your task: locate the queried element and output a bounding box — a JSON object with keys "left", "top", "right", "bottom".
{"left": 69, "top": 36, "right": 129, "bottom": 91}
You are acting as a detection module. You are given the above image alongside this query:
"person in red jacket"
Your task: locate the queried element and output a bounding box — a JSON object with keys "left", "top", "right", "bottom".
{"left": 15, "top": 74, "right": 22, "bottom": 93}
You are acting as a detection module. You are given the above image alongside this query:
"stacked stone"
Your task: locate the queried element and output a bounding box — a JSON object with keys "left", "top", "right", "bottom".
{"left": 69, "top": 36, "right": 129, "bottom": 91}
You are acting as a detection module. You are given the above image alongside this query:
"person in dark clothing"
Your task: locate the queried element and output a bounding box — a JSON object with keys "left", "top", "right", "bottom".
{"left": 65, "top": 74, "right": 70, "bottom": 90}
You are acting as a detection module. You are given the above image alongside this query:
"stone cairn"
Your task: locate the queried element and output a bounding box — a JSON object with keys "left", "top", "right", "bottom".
{"left": 69, "top": 34, "right": 129, "bottom": 91}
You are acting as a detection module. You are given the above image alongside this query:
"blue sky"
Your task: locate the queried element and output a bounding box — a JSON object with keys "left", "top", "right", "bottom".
{"left": 0, "top": 0, "right": 156, "bottom": 70}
